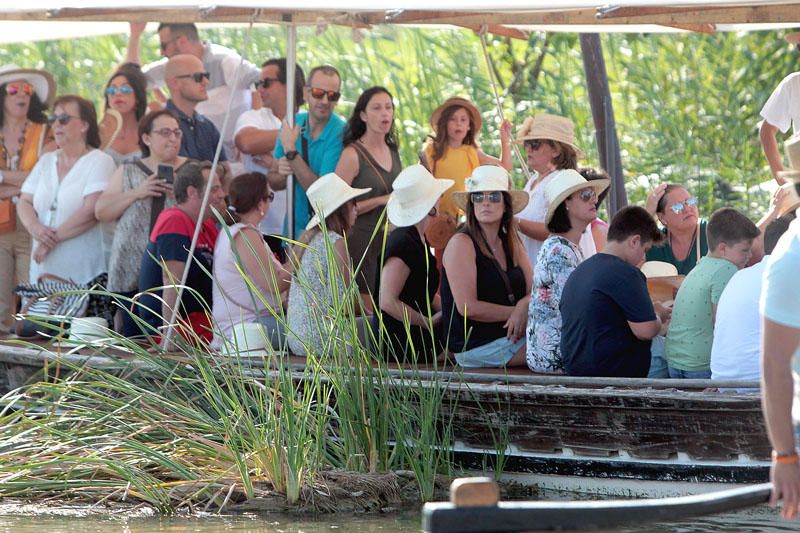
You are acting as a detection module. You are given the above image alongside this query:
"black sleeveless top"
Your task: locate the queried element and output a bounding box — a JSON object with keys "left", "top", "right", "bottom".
{"left": 440, "top": 235, "right": 527, "bottom": 352}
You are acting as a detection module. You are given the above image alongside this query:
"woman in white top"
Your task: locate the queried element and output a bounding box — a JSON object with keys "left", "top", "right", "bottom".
{"left": 211, "top": 172, "right": 290, "bottom": 349}
{"left": 17, "top": 95, "right": 116, "bottom": 284}
{"left": 514, "top": 113, "right": 595, "bottom": 266}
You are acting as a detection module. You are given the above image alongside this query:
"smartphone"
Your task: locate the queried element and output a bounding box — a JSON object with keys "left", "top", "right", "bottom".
{"left": 157, "top": 164, "right": 174, "bottom": 184}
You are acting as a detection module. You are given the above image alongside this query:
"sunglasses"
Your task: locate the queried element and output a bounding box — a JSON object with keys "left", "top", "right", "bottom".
{"left": 255, "top": 78, "right": 280, "bottom": 90}
{"left": 176, "top": 72, "right": 210, "bottom": 83}
{"left": 159, "top": 37, "right": 178, "bottom": 52}
{"left": 264, "top": 191, "right": 275, "bottom": 202}
{"left": 578, "top": 189, "right": 597, "bottom": 202}
{"left": 670, "top": 196, "right": 698, "bottom": 214}
{"left": 47, "top": 113, "right": 79, "bottom": 126}
{"left": 5, "top": 83, "right": 33, "bottom": 96}
{"left": 151, "top": 128, "right": 183, "bottom": 139}
{"left": 470, "top": 191, "right": 503, "bottom": 204}
{"left": 105, "top": 85, "right": 134, "bottom": 96}
{"left": 307, "top": 86, "right": 341, "bottom": 102}
{"left": 524, "top": 139, "right": 549, "bottom": 150}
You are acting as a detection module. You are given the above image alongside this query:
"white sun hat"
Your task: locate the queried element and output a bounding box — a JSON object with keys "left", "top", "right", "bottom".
{"left": 305, "top": 172, "right": 371, "bottom": 231}
{"left": 544, "top": 169, "right": 610, "bottom": 223}
{"left": 0, "top": 64, "right": 56, "bottom": 107}
{"left": 452, "top": 165, "right": 529, "bottom": 214}
{"left": 387, "top": 164, "right": 454, "bottom": 227}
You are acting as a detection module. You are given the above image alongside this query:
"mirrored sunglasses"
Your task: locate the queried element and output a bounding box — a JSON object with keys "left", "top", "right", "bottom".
{"left": 151, "top": 128, "right": 183, "bottom": 139}
{"left": 255, "top": 78, "right": 280, "bottom": 90}
{"left": 5, "top": 83, "right": 33, "bottom": 96}
{"left": 578, "top": 189, "right": 597, "bottom": 202}
{"left": 176, "top": 72, "right": 210, "bottom": 83}
{"left": 307, "top": 86, "right": 341, "bottom": 102}
{"left": 470, "top": 191, "right": 503, "bottom": 204}
{"left": 105, "top": 85, "right": 134, "bottom": 96}
{"left": 47, "top": 113, "right": 78, "bottom": 126}
{"left": 670, "top": 196, "right": 698, "bottom": 214}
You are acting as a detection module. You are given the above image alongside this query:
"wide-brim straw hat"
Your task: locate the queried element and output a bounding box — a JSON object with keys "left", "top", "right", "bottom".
{"left": 452, "top": 165, "right": 529, "bottom": 214}
{"left": 543, "top": 169, "right": 610, "bottom": 223}
{"left": 777, "top": 181, "right": 800, "bottom": 217}
{"left": 305, "top": 172, "right": 371, "bottom": 231}
{"left": 778, "top": 133, "right": 800, "bottom": 181}
{"left": 786, "top": 32, "right": 800, "bottom": 45}
{"left": 0, "top": 64, "right": 55, "bottom": 107}
{"left": 641, "top": 261, "right": 685, "bottom": 289}
{"left": 387, "top": 164, "right": 454, "bottom": 227}
{"left": 430, "top": 96, "right": 482, "bottom": 135}
{"left": 515, "top": 113, "right": 583, "bottom": 158}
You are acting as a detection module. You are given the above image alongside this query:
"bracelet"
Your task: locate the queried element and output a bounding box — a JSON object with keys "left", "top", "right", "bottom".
{"left": 772, "top": 450, "right": 799, "bottom": 464}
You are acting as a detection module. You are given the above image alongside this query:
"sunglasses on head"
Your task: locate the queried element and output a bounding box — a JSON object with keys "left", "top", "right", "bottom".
{"left": 470, "top": 191, "right": 503, "bottom": 204}
{"left": 307, "top": 86, "right": 341, "bottom": 102}
{"left": 255, "top": 78, "right": 280, "bottom": 90}
{"left": 578, "top": 189, "right": 597, "bottom": 202}
{"left": 47, "top": 113, "right": 78, "bottom": 126}
{"left": 5, "top": 83, "right": 33, "bottom": 96}
{"left": 670, "top": 196, "right": 698, "bottom": 214}
{"left": 105, "top": 85, "right": 134, "bottom": 97}
{"left": 151, "top": 128, "right": 183, "bottom": 139}
{"left": 176, "top": 72, "right": 210, "bottom": 83}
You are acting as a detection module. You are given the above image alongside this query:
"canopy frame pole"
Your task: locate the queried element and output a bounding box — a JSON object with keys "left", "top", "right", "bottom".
{"left": 162, "top": 10, "right": 260, "bottom": 349}
{"left": 285, "top": 19, "right": 297, "bottom": 241}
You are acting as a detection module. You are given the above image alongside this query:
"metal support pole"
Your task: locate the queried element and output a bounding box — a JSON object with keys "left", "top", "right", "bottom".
{"left": 286, "top": 21, "right": 297, "bottom": 240}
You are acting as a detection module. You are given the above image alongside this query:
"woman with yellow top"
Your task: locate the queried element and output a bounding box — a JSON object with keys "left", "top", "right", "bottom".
{"left": 0, "top": 65, "right": 54, "bottom": 332}
{"left": 421, "top": 97, "right": 512, "bottom": 256}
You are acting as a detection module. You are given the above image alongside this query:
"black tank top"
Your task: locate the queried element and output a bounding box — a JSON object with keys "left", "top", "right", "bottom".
{"left": 440, "top": 235, "right": 527, "bottom": 352}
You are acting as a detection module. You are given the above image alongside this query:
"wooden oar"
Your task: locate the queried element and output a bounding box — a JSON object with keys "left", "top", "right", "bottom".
{"left": 422, "top": 478, "right": 773, "bottom": 532}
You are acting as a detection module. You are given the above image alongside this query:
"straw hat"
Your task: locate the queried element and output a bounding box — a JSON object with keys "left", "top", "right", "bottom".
{"left": 0, "top": 64, "right": 55, "bottom": 107}
{"left": 387, "top": 164, "right": 454, "bottom": 227}
{"left": 430, "top": 96, "right": 482, "bottom": 135}
{"left": 543, "top": 169, "right": 610, "bottom": 223}
{"left": 641, "top": 261, "right": 684, "bottom": 303}
{"left": 305, "top": 172, "right": 371, "bottom": 231}
{"left": 778, "top": 133, "right": 800, "bottom": 181}
{"left": 777, "top": 182, "right": 800, "bottom": 217}
{"left": 786, "top": 32, "right": 800, "bottom": 45}
{"left": 452, "top": 165, "right": 529, "bottom": 214}
{"left": 515, "top": 113, "right": 582, "bottom": 156}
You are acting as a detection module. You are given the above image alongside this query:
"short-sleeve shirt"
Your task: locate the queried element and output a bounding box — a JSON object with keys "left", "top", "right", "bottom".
{"left": 665, "top": 256, "right": 738, "bottom": 372}
{"left": 233, "top": 107, "right": 286, "bottom": 237}
{"left": 372, "top": 226, "right": 440, "bottom": 362}
{"left": 165, "top": 100, "right": 227, "bottom": 163}
{"left": 560, "top": 253, "right": 656, "bottom": 378}
{"left": 274, "top": 112, "right": 345, "bottom": 238}
{"left": 137, "top": 207, "right": 219, "bottom": 331}
{"left": 760, "top": 72, "right": 800, "bottom": 134}
{"left": 645, "top": 219, "right": 709, "bottom": 276}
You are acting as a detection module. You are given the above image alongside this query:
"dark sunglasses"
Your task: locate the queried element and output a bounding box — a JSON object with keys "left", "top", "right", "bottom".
{"left": 176, "top": 72, "right": 210, "bottom": 83}
{"left": 47, "top": 113, "right": 79, "bottom": 126}
{"left": 254, "top": 78, "right": 280, "bottom": 90}
{"left": 151, "top": 128, "right": 183, "bottom": 139}
{"left": 307, "top": 86, "right": 341, "bottom": 102}
{"left": 264, "top": 191, "right": 275, "bottom": 202}
{"left": 578, "top": 189, "right": 597, "bottom": 202}
{"left": 524, "top": 139, "right": 549, "bottom": 150}
{"left": 670, "top": 196, "right": 698, "bottom": 215}
{"left": 5, "top": 83, "right": 33, "bottom": 96}
{"left": 470, "top": 191, "right": 503, "bottom": 204}
{"left": 105, "top": 85, "right": 134, "bottom": 96}
{"left": 159, "top": 37, "right": 178, "bottom": 51}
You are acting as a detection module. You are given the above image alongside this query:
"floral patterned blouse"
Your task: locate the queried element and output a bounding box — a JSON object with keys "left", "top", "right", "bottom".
{"left": 526, "top": 235, "right": 585, "bottom": 373}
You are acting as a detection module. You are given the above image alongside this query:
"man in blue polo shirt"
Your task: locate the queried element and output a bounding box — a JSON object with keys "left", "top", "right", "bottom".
{"left": 271, "top": 64, "right": 345, "bottom": 238}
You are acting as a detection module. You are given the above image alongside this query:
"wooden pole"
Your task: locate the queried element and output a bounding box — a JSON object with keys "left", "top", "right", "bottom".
{"left": 579, "top": 33, "right": 627, "bottom": 215}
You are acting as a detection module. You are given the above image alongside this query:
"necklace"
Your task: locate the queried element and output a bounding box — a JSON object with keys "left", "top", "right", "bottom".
{"left": 0, "top": 120, "right": 28, "bottom": 170}
{"left": 668, "top": 226, "right": 697, "bottom": 262}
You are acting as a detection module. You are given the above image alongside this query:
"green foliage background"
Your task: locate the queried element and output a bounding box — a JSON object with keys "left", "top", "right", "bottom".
{"left": 1, "top": 25, "right": 795, "bottom": 219}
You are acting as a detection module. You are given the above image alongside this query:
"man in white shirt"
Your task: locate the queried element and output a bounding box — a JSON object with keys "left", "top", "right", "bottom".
{"left": 125, "top": 22, "right": 261, "bottom": 159}
{"left": 711, "top": 215, "right": 793, "bottom": 386}
{"left": 234, "top": 58, "right": 305, "bottom": 257}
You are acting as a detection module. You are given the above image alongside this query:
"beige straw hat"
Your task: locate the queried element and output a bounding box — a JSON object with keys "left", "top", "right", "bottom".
{"left": 451, "top": 165, "right": 529, "bottom": 214}
{"left": 777, "top": 182, "right": 800, "bottom": 217}
{"left": 641, "top": 261, "right": 684, "bottom": 303}
{"left": 387, "top": 164, "right": 454, "bottom": 227}
{"left": 543, "top": 169, "right": 610, "bottom": 223}
{"left": 0, "top": 64, "right": 55, "bottom": 107}
{"left": 786, "top": 32, "right": 800, "bottom": 45}
{"left": 515, "top": 113, "right": 582, "bottom": 157}
{"left": 305, "top": 173, "right": 371, "bottom": 231}
{"left": 430, "top": 96, "right": 482, "bottom": 135}
{"left": 778, "top": 133, "right": 800, "bottom": 181}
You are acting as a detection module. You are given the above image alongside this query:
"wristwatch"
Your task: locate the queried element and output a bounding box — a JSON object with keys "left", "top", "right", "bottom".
{"left": 285, "top": 150, "right": 299, "bottom": 161}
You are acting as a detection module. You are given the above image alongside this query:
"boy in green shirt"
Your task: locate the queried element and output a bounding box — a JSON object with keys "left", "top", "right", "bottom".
{"left": 665, "top": 208, "right": 760, "bottom": 378}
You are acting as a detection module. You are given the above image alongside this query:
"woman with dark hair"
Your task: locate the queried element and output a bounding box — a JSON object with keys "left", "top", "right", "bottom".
{"left": 441, "top": 165, "right": 531, "bottom": 369}
{"left": 334, "top": 86, "right": 401, "bottom": 306}
{"left": 211, "top": 172, "right": 291, "bottom": 349}
{"left": 17, "top": 94, "right": 116, "bottom": 285}
{"left": 526, "top": 169, "right": 609, "bottom": 374}
{"left": 100, "top": 63, "right": 148, "bottom": 165}
{"left": 286, "top": 173, "right": 370, "bottom": 356}
{"left": 578, "top": 167, "right": 612, "bottom": 250}
{"left": 0, "top": 64, "right": 54, "bottom": 332}
{"left": 95, "top": 109, "right": 190, "bottom": 335}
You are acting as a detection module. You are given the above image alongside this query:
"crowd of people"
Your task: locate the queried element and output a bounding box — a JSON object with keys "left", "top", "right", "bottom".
{"left": 2, "top": 22, "right": 799, "bottom": 387}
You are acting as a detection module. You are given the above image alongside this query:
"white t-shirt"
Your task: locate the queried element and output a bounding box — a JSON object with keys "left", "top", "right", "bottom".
{"left": 143, "top": 41, "right": 260, "bottom": 158}
{"left": 761, "top": 219, "right": 800, "bottom": 422}
{"left": 710, "top": 257, "right": 767, "bottom": 384}
{"left": 22, "top": 149, "right": 116, "bottom": 284}
{"left": 760, "top": 71, "right": 800, "bottom": 134}
{"left": 233, "top": 107, "right": 287, "bottom": 237}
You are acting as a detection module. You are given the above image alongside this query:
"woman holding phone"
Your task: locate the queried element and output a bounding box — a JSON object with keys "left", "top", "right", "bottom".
{"left": 95, "top": 109, "right": 192, "bottom": 335}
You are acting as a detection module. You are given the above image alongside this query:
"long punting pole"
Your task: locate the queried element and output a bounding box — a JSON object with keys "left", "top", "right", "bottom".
{"left": 285, "top": 19, "right": 296, "bottom": 241}
{"left": 579, "top": 33, "right": 627, "bottom": 216}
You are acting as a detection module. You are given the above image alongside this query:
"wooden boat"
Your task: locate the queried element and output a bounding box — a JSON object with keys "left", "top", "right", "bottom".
{"left": 0, "top": 337, "right": 770, "bottom": 497}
